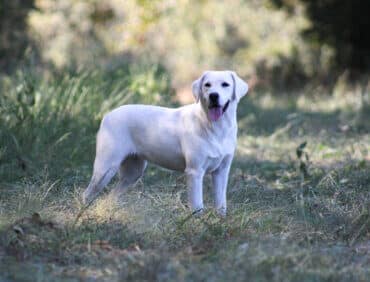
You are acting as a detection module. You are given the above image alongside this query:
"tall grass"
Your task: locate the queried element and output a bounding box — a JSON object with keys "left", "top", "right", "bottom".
{"left": 0, "top": 65, "right": 174, "bottom": 182}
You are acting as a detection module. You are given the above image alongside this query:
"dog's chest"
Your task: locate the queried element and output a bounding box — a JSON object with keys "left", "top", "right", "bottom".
{"left": 204, "top": 156, "right": 225, "bottom": 172}
{"left": 203, "top": 136, "right": 235, "bottom": 172}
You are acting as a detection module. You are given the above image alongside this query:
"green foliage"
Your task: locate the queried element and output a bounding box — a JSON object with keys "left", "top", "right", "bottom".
{"left": 2, "top": 0, "right": 314, "bottom": 88}
{"left": 273, "top": 0, "right": 370, "bottom": 71}
{"left": 0, "top": 0, "right": 37, "bottom": 72}
{"left": 0, "top": 65, "right": 174, "bottom": 182}
{"left": 296, "top": 141, "right": 309, "bottom": 179}
{"left": 1, "top": 0, "right": 370, "bottom": 89}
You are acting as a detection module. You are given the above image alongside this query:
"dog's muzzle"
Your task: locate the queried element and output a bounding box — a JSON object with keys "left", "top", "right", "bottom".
{"left": 208, "top": 100, "right": 230, "bottom": 122}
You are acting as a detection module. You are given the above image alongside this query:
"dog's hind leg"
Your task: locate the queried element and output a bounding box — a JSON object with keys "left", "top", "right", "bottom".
{"left": 111, "top": 155, "right": 147, "bottom": 198}
{"left": 82, "top": 122, "right": 133, "bottom": 205}
{"left": 83, "top": 166, "right": 118, "bottom": 205}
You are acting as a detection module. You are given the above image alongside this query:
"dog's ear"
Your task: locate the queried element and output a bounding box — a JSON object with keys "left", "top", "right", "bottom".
{"left": 230, "top": 71, "right": 248, "bottom": 102}
{"left": 192, "top": 72, "right": 208, "bottom": 103}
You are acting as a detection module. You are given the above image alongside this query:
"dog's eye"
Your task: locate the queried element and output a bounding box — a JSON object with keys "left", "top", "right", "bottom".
{"left": 204, "top": 82, "right": 211, "bottom": 88}
{"left": 222, "top": 82, "right": 230, "bottom": 87}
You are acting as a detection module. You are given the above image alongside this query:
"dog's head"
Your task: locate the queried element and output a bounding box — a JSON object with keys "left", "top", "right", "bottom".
{"left": 192, "top": 70, "right": 248, "bottom": 122}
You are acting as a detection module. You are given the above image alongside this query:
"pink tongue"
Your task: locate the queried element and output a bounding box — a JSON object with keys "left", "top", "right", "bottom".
{"left": 208, "top": 107, "right": 223, "bottom": 121}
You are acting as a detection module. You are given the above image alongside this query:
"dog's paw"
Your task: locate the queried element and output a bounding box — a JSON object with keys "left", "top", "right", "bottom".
{"left": 216, "top": 207, "right": 227, "bottom": 217}
{"left": 192, "top": 208, "right": 204, "bottom": 217}
{"left": 82, "top": 190, "right": 91, "bottom": 205}
{"left": 110, "top": 187, "right": 125, "bottom": 199}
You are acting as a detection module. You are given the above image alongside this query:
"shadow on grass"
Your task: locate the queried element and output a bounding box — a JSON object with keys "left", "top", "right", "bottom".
{"left": 237, "top": 96, "right": 365, "bottom": 138}
{"left": 229, "top": 154, "right": 369, "bottom": 244}
{"left": 0, "top": 214, "right": 165, "bottom": 281}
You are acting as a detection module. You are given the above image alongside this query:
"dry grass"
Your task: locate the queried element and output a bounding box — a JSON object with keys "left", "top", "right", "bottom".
{"left": 0, "top": 71, "right": 369, "bottom": 281}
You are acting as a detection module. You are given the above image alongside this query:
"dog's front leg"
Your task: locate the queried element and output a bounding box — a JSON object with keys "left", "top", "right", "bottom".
{"left": 212, "top": 156, "right": 233, "bottom": 216}
{"left": 186, "top": 168, "right": 205, "bottom": 213}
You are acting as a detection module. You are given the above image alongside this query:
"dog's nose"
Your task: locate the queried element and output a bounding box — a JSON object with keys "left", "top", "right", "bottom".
{"left": 209, "top": 93, "right": 219, "bottom": 104}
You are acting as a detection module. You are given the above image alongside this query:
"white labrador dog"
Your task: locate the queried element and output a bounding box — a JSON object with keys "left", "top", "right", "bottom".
{"left": 82, "top": 70, "right": 248, "bottom": 215}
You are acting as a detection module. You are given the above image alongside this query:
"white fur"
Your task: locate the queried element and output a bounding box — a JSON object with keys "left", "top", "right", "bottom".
{"left": 82, "top": 70, "right": 248, "bottom": 215}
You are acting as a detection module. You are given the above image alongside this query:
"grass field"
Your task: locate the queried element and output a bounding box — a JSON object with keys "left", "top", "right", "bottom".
{"left": 0, "top": 67, "right": 369, "bottom": 281}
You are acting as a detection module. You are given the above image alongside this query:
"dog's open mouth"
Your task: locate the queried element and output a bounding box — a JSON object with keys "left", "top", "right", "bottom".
{"left": 208, "top": 100, "right": 230, "bottom": 122}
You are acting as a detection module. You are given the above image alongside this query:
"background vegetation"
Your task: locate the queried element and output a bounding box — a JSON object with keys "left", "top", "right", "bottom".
{"left": 0, "top": 0, "right": 369, "bottom": 281}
